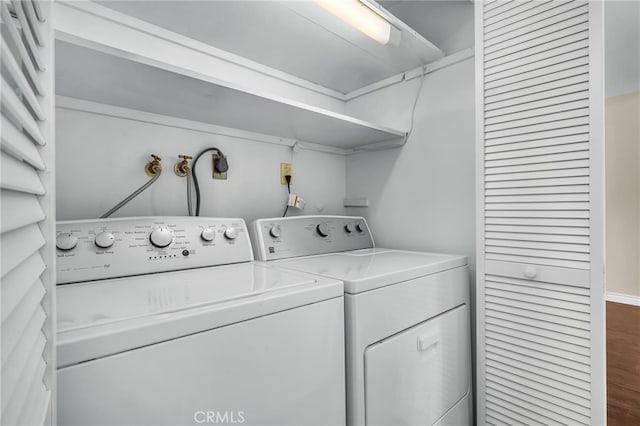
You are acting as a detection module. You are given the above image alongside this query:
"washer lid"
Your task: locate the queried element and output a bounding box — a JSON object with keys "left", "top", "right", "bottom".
{"left": 56, "top": 263, "right": 342, "bottom": 368}
{"left": 274, "top": 248, "right": 467, "bottom": 294}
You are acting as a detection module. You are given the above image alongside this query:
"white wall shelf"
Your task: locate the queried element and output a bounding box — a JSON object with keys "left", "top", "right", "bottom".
{"left": 54, "top": 1, "right": 408, "bottom": 152}
{"left": 56, "top": 40, "right": 406, "bottom": 151}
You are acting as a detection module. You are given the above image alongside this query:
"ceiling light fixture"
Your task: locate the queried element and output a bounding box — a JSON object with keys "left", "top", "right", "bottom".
{"left": 314, "top": 0, "right": 399, "bottom": 45}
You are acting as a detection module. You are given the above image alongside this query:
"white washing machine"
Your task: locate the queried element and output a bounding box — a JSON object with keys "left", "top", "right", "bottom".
{"left": 250, "top": 215, "right": 472, "bottom": 426}
{"left": 55, "top": 216, "right": 345, "bottom": 426}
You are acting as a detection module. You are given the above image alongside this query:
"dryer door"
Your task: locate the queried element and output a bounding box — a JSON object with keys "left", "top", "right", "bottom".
{"left": 364, "top": 304, "right": 471, "bottom": 425}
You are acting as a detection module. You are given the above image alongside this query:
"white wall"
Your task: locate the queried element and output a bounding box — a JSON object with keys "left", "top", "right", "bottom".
{"left": 344, "top": 57, "right": 476, "bottom": 274}
{"left": 605, "top": 0, "right": 640, "bottom": 97}
{"left": 605, "top": 92, "right": 640, "bottom": 298}
{"left": 604, "top": 1, "right": 640, "bottom": 299}
{"left": 55, "top": 104, "right": 346, "bottom": 222}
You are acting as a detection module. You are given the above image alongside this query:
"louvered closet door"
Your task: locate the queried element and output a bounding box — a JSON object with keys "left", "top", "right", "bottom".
{"left": 475, "top": 1, "right": 605, "bottom": 425}
{"left": 1, "top": 1, "right": 55, "bottom": 425}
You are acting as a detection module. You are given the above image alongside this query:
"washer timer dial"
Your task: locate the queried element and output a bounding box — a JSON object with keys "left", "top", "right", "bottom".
{"left": 149, "top": 227, "right": 174, "bottom": 248}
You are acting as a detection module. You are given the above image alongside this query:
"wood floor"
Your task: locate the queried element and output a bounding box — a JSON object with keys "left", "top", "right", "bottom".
{"left": 607, "top": 301, "right": 640, "bottom": 425}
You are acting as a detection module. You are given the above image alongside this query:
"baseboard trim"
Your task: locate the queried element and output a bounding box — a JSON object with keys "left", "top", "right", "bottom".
{"left": 607, "top": 292, "right": 640, "bottom": 306}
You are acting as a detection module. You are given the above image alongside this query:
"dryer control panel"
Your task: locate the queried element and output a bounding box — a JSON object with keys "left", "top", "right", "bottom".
{"left": 251, "top": 216, "right": 374, "bottom": 261}
{"left": 56, "top": 216, "right": 252, "bottom": 284}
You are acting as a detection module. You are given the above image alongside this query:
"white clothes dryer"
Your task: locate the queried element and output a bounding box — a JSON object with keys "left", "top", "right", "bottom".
{"left": 250, "top": 215, "right": 472, "bottom": 426}
{"left": 55, "top": 216, "right": 345, "bottom": 426}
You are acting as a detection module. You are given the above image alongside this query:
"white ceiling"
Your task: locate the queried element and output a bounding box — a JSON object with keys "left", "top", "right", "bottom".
{"left": 379, "top": 0, "right": 474, "bottom": 55}
{"left": 96, "top": 0, "right": 447, "bottom": 94}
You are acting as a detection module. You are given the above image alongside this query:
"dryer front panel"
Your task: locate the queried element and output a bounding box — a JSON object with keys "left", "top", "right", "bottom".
{"left": 364, "top": 304, "right": 471, "bottom": 425}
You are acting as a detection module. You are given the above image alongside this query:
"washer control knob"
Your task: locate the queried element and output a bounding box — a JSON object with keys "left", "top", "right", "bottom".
{"left": 149, "top": 227, "right": 174, "bottom": 248}
{"left": 316, "top": 223, "right": 330, "bottom": 237}
{"left": 201, "top": 227, "right": 216, "bottom": 242}
{"left": 56, "top": 233, "right": 78, "bottom": 251}
{"left": 356, "top": 222, "right": 366, "bottom": 233}
{"left": 224, "top": 227, "right": 238, "bottom": 240}
{"left": 345, "top": 223, "right": 355, "bottom": 233}
{"left": 269, "top": 226, "right": 282, "bottom": 238}
{"left": 95, "top": 232, "right": 115, "bottom": 249}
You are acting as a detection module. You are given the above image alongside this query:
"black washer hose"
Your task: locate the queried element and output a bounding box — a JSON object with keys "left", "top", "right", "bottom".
{"left": 191, "top": 147, "right": 228, "bottom": 216}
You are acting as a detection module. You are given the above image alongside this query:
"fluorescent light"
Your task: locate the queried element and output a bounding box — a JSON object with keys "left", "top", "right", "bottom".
{"left": 314, "top": 0, "right": 396, "bottom": 45}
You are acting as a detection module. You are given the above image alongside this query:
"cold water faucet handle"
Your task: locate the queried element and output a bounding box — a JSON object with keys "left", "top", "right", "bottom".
{"left": 174, "top": 154, "right": 192, "bottom": 176}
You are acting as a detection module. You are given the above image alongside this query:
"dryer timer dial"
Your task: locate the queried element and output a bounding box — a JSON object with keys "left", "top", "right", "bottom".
{"left": 316, "top": 223, "right": 330, "bottom": 237}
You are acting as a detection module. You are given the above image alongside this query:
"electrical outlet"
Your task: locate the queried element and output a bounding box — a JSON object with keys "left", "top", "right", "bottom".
{"left": 280, "top": 163, "right": 292, "bottom": 185}
{"left": 212, "top": 154, "right": 227, "bottom": 180}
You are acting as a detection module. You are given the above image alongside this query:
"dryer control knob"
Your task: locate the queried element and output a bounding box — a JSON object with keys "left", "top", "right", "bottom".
{"left": 345, "top": 223, "right": 355, "bottom": 233}
{"left": 356, "top": 222, "right": 366, "bottom": 233}
{"left": 269, "top": 226, "right": 282, "bottom": 238}
{"left": 149, "top": 227, "right": 174, "bottom": 248}
{"left": 316, "top": 223, "right": 330, "bottom": 237}
{"left": 201, "top": 227, "right": 216, "bottom": 242}
{"left": 56, "top": 233, "right": 78, "bottom": 251}
{"left": 224, "top": 227, "right": 238, "bottom": 240}
{"left": 95, "top": 232, "right": 115, "bottom": 249}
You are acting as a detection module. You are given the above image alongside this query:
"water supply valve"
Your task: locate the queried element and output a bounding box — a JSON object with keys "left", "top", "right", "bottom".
{"left": 144, "top": 154, "right": 163, "bottom": 176}
{"left": 174, "top": 155, "right": 192, "bottom": 177}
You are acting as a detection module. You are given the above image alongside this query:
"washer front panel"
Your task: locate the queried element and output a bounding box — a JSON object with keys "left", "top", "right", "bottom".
{"left": 58, "top": 294, "right": 346, "bottom": 426}
{"left": 56, "top": 216, "right": 252, "bottom": 284}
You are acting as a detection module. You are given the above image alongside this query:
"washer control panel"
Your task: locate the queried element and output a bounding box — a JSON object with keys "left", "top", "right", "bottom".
{"left": 250, "top": 216, "right": 374, "bottom": 261}
{"left": 56, "top": 216, "right": 252, "bottom": 284}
